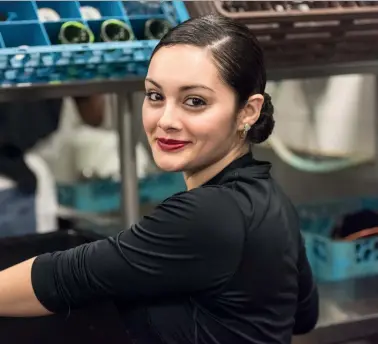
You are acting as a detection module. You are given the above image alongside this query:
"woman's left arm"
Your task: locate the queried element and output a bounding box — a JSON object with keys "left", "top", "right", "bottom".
{"left": 0, "top": 258, "right": 51, "bottom": 317}
{"left": 0, "top": 187, "right": 244, "bottom": 317}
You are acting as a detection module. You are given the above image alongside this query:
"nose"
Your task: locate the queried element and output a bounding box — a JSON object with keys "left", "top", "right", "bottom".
{"left": 157, "top": 104, "right": 182, "bottom": 132}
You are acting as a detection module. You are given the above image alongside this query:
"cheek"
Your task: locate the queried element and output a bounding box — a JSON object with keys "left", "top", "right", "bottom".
{"left": 187, "top": 109, "right": 236, "bottom": 145}
{"left": 142, "top": 103, "right": 157, "bottom": 136}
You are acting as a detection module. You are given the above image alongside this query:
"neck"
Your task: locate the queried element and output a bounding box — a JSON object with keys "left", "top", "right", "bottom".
{"left": 184, "top": 145, "right": 250, "bottom": 190}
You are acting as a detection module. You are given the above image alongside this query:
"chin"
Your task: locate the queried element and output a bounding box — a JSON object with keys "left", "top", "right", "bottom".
{"left": 153, "top": 152, "right": 187, "bottom": 172}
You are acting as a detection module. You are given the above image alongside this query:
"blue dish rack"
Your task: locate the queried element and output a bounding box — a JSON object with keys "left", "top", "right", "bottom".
{"left": 57, "top": 172, "right": 186, "bottom": 213}
{"left": 0, "top": 1, "right": 189, "bottom": 85}
{"left": 298, "top": 197, "right": 378, "bottom": 282}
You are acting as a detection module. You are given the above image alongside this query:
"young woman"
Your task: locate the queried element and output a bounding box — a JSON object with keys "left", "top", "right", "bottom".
{"left": 0, "top": 15, "right": 318, "bottom": 344}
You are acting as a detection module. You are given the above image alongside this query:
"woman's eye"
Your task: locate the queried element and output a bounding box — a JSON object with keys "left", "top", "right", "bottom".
{"left": 146, "top": 91, "right": 164, "bottom": 102}
{"left": 184, "top": 97, "right": 206, "bottom": 108}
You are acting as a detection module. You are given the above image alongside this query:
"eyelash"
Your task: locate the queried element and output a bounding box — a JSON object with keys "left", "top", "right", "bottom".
{"left": 145, "top": 91, "right": 207, "bottom": 109}
{"left": 145, "top": 91, "right": 163, "bottom": 102}
{"left": 185, "top": 97, "right": 206, "bottom": 108}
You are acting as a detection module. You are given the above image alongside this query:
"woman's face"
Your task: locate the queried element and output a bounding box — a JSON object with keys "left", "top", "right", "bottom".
{"left": 143, "top": 45, "right": 241, "bottom": 173}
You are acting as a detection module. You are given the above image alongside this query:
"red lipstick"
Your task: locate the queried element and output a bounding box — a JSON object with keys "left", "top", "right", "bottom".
{"left": 157, "top": 138, "right": 190, "bottom": 152}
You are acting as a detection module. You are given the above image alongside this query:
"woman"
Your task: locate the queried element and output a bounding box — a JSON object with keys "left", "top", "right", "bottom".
{"left": 0, "top": 15, "right": 318, "bottom": 344}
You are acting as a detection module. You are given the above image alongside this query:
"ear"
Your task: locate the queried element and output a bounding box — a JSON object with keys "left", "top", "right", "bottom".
{"left": 237, "top": 94, "right": 264, "bottom": 131}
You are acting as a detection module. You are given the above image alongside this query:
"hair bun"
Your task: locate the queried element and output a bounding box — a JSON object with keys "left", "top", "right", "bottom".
{"left": 247, "top": 92, "right": 275, "bottom": 144}
{"left": 261, "top": 92, "right": 274, "bottom": 117}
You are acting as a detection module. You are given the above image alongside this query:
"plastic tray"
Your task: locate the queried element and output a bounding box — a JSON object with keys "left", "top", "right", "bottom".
{"left": 57, "top": 172, "right": 186, "bottom": 212}
{"left": 298, "top": 197, "right": 378, "bottom": 282}
{"left": 0, "top": 1, "right": 189, "bottom": 85}
{"left": 185, "top": 1, "right": 378, "bottom": 68}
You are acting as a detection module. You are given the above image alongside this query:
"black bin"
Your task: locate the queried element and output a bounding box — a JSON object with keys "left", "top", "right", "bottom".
{"left": 0, "top": 230, "right": 128, "bottom": 344}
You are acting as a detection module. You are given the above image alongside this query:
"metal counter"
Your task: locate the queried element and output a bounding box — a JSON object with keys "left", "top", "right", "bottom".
{"left": 294, "top": 277, "right": 378, "bottom": 344}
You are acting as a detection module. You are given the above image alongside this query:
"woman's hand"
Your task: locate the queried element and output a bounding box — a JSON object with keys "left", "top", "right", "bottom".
{"left": 0, "top": 258, "right": 52, "bottom": 317}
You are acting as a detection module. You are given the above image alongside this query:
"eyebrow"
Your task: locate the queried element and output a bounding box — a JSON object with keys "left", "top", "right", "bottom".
{"left": 145, "top": 78, "right": 214, "bottom": 93}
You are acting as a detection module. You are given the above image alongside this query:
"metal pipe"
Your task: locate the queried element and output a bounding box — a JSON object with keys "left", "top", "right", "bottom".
{"left": 116, "top": 93, "right": 139, "bottom": 228}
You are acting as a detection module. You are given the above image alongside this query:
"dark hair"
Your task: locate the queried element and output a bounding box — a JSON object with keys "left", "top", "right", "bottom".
{"left": 150, "top": 14, "right": 275, "bottom": 144}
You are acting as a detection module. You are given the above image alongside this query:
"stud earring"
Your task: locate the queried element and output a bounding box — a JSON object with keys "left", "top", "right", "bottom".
{"left": 242, "top": 123, "right": 251, "bottom": 138}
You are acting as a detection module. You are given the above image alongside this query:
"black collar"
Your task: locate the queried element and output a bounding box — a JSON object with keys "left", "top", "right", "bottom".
{"left": 203, "top": 153, "right": 271, "bottom": 187}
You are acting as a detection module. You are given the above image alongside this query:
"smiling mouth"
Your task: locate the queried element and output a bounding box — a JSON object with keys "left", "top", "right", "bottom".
{"left": 156, "top": 138, "right": 190, "bottom": 152}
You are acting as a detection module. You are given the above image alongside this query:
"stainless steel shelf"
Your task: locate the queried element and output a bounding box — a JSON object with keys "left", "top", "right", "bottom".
{"left": 268, "top": 60, "right": 378, "bottom": 81}
{"left": 0, "top": 78, "right": 145, "bottom": 102}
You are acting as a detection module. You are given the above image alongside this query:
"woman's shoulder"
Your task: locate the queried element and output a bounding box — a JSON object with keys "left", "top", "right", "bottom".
{"left": 152, "top": 186, "right": 245, "bottom": 233}
{"left": 140, "top": 186, "right": 245, "bottom": 249}
{"left": 164, "top": 185, "right": 240, "bottom": 211}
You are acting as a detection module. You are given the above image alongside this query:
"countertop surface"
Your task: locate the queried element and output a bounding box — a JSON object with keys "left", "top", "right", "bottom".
{"left": 317, "top": 276, "right": 378, "bottom": 327}
{"left": 295, "top": 277, "right": 378, "bottom": 343}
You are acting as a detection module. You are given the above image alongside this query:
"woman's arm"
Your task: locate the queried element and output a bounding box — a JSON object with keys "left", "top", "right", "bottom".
{"left": 0, "top": 188, "right": 243, "bottom": 317}
{"left": 0, "top": 258, "right": 51, "bottom": 317}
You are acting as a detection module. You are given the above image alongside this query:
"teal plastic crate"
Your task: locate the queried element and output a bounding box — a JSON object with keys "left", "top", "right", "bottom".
{"left": 298, "top": 197, "right": 378, "bottom": 282}
{"left": 58, "top": 172, "right": 186, "bottom": 213}
{"left": 0, "top": 1, "right": 189, "bottom": 85}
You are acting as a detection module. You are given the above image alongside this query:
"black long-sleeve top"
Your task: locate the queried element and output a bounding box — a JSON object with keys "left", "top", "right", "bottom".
{"left": 32, "top": 153, "right": 318, "bottom": 344}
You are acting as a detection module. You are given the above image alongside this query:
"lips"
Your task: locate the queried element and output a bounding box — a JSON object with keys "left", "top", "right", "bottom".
{"left": 157, "top": 138, "right": 190, "bottom": 152}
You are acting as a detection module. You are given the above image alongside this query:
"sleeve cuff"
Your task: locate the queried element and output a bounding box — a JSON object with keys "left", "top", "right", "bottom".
{"left": 31, "top": 253, "right": 67, "bottom": 313}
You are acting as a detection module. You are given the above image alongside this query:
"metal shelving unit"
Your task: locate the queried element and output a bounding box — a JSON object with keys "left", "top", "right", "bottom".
{"left": 1, "top": 59, "right": 378, "bottom": 227}
{"left": 0, "top": 78, "right": 145, "bottom": 228}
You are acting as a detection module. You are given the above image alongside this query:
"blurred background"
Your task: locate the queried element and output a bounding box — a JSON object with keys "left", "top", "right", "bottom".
{"left": 1, "top": 1, "right": 378, "bottom": 343}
